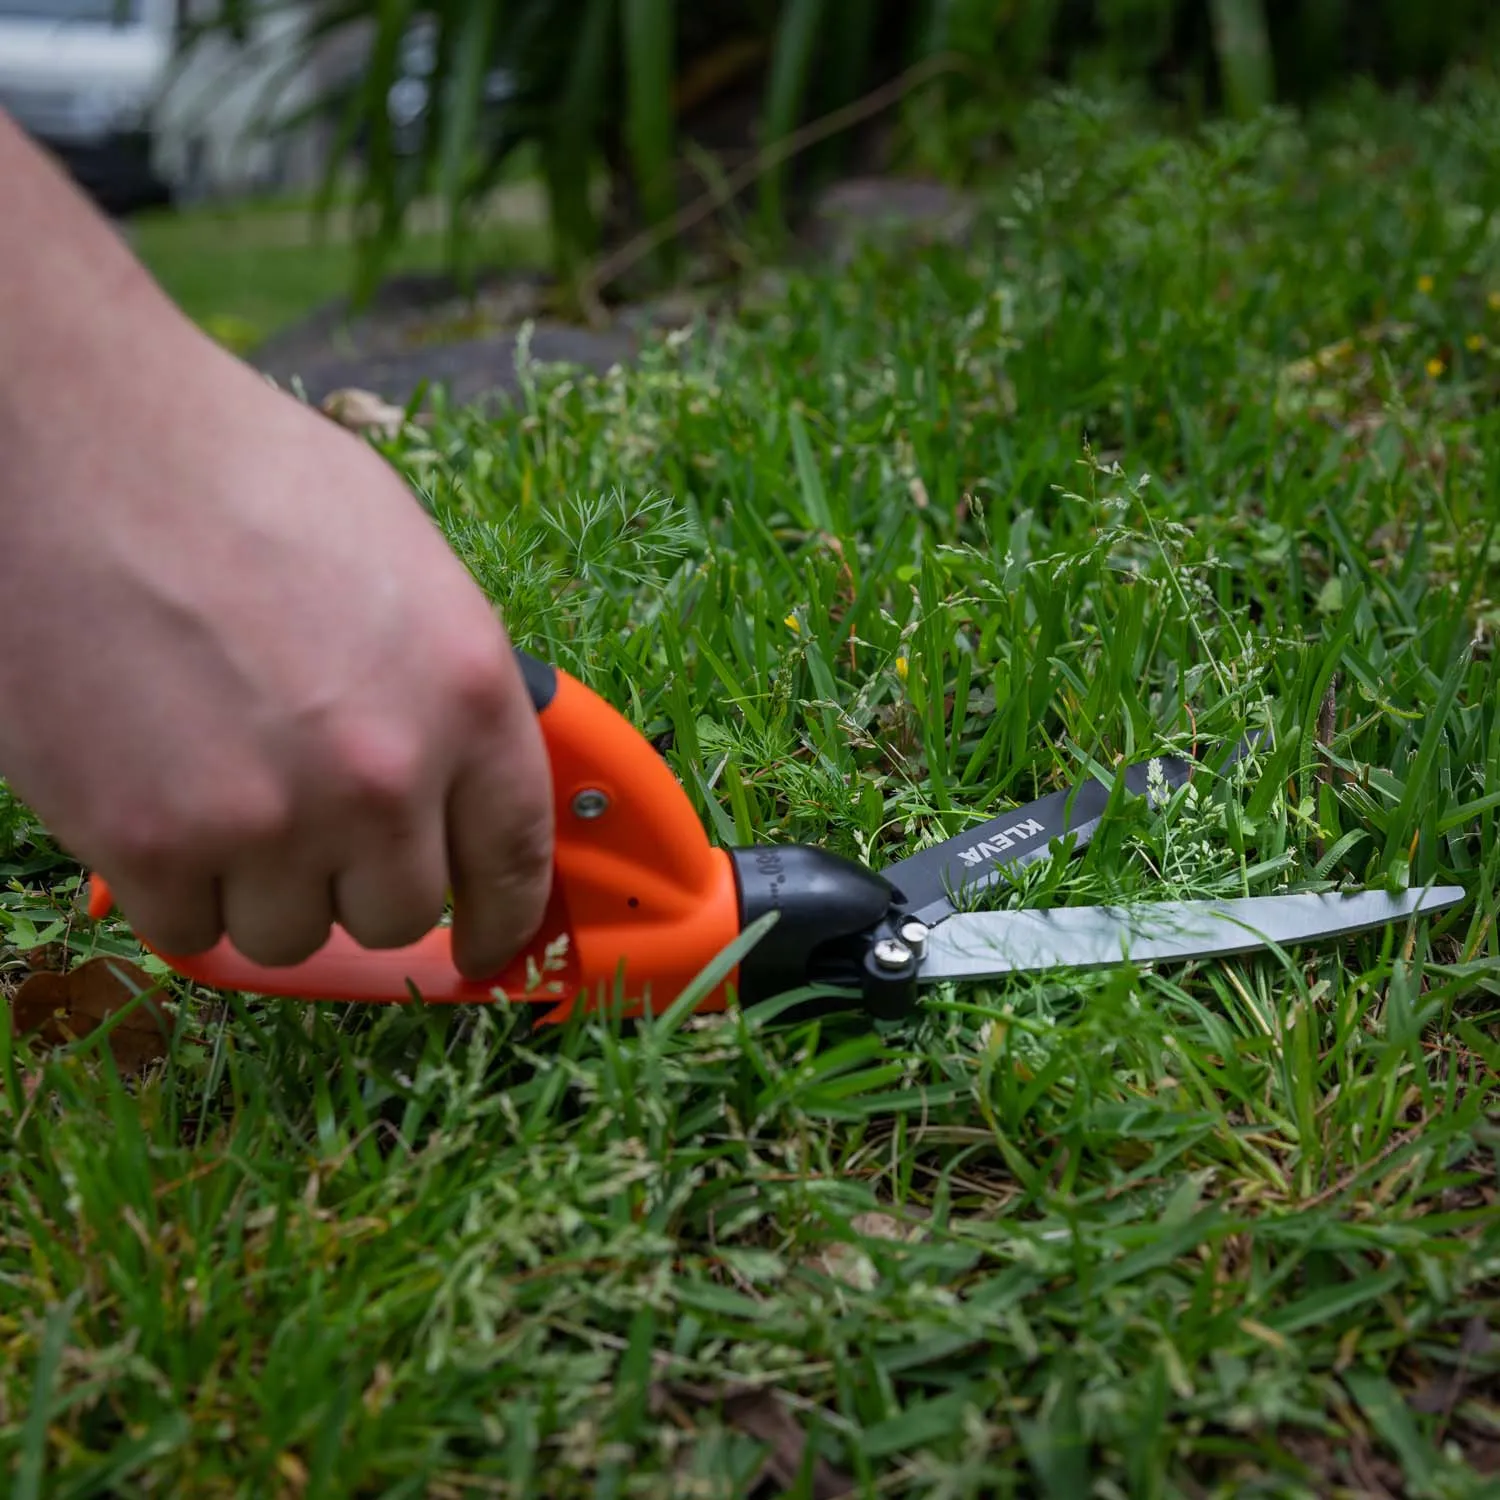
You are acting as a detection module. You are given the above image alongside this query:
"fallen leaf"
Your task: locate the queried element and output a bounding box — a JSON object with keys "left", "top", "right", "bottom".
{"left": 9, "top": 955, "right": 174, "bottom": 1073}
{"left": 362, "top": 1361, "right": 395, "bottom": 1417}
{"left": 806, "top": 1209, "right": 928, "bottom": 1290}
{"left": 661, "top": 1381, "right": 854, "bottom": 1499}
{"left": 320, "top": 387, "right": 408, "bottom": 439}
{"left": 810, "top": 1241, "right": 879, "bottom": 1292}
{"left": 1461, "top": 1315, "right": 1493, "bottom": 1356}
{"left": 850, "top": 1210, "right": 925, "bottom": 1241}
{"left": 274, "top": 1450, "right": 309, "bottom": 1493}
{"left": 1407, "top": 1315, "right": 1494, "bottom": 1414}
{"left": 1280, "top": 1425, "right": 1404, "bottom": 1498}
{"left": 16, "top": 941, "right": 67, "bottom": 973}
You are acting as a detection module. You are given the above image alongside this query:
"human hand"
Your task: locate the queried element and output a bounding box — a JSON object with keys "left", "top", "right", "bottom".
{"left": 0, "top": 328, "right": 554, "bottom": 979}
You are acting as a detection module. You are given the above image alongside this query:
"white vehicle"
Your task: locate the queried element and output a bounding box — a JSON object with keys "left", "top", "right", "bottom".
{"left": 0, "top": 0, "right": 179, "bottom": 208}
{"left": 0, "top": 0, "right": 323, "bottom": 210}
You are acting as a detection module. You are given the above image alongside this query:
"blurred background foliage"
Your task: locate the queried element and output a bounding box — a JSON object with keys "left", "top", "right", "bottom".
{"left": 183, "top": 0, "right": 1500, "bottom": 306}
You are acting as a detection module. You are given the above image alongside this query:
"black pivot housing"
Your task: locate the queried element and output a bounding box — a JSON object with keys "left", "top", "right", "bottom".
{"left": 728, "top": 845, "right": 921, "bottom": 1019}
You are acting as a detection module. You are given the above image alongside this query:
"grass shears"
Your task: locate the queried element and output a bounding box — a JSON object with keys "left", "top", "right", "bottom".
{"left": 86, "top": 652, "right": 1464, "bottom": 1025}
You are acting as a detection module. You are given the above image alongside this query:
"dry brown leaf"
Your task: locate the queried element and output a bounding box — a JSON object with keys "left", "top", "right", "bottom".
{"left": 807, "top": 1210, "right": 928, "bottom": 1290}
{"left": 850, "top": 1210, "right": 925, "bottom": 1241}
{"left": 1407, "top": 1315, "right": 1494, "bottom": 1414}
{"left": 274, "top": 1450, "right": 309, "bottom": 1494}
{"left": 16, "top": 939, "right": 68, "bottom": 973}
{"left": 810, "top": 1240, "right": 879, "bottom": 1291}
{"left": 663, "top": 1381, "right": 855, "bottom": 1499}
{"left": 320, "top": 387, "right": 408, "bottom": 439}
{"left": 10, "top": 955, "right": 174, "bottom": 1073}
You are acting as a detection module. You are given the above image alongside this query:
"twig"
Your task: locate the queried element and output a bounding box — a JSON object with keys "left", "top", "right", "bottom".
{"left": 1312, "top": 673, "right": 1338, "bottom": 861}
{"left": 578, "top": 52, "right": 978, "bottom": 324}
{"left": 1316, "top": 675, "right": 1338, "bottom": 783}
{"left": 1300, "top": 1116, "right": 1429, "bottom": 1212}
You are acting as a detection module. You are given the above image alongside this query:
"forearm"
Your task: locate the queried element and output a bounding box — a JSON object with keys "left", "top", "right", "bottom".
{"left": 0, "top": 107, "right": 554, "bottom": 979}
{"left": 0, "top": 109, "right": 206, "bottom": 502}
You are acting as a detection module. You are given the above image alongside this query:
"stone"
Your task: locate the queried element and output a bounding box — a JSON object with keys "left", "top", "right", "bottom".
{"left": 255, "top": 321, "right": 639, "bottom": 411}
{"left": 804, "top": 176, "right": 980, "bottom": 266}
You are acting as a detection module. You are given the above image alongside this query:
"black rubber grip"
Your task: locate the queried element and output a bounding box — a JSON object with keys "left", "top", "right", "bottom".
{"left": 729, "top": 845, "right": 899, "bottom": 1004}
{"left": 514, "top": 648, "right": 558, "bottom": 713}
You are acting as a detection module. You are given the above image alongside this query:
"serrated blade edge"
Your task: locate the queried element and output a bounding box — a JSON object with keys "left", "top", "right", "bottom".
{"left": 917, "top": 886, "right": 1465, "bottom": 983}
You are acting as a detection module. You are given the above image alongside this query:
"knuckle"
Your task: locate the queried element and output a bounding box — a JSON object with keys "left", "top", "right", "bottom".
{"left": 445, "top": 633, "right": 512, "bottom": 726}
{"left": 109, "top": 781, "right": 295, "bottom": 868}
{"left": 331, "top": 723, "right": 424, "bottom": 816}
{"left": 226, "top": 781, "right": 296, "bottom": 849}
{"left": 103, "top": 808, "right": 177, "bottom": 871}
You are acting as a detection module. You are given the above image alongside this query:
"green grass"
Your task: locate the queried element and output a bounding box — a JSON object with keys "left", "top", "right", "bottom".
{"left": 126, "top": 178, "right": 554, "bottom": 352}
{"left": 6, "top": 73, "right": 1500, "bottom": 1498}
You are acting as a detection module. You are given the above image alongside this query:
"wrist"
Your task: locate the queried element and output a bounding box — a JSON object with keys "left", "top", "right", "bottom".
{"left": 0, "top": 110, "right": 212, "bottom": 496}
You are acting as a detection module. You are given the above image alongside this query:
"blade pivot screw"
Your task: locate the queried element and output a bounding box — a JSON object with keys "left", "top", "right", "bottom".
{"left": 898, "top": 919, "right": 929, "bottom": 958}
{"left": 872, "top": 937, "right": 914, "bottom": 971}
{"left": 572, "top": 789, "right": 609, "bottom": 819}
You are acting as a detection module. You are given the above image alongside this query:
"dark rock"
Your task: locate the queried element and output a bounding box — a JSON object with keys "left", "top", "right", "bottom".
{"left": 246, "top": 262, "right": 645, "bottom": 409}
{"left": 242, "top": 173, "right": 981, "bottom": 409}
{"left": 803, "top": 176, "right": 980, "bottom": 266}
{"left": 256, "top": 321, "right": 640, "bottom": 411}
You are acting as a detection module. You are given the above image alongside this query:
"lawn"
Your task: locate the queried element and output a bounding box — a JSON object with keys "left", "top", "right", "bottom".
{"left": 125, "top": 176, "right": 554, "bottom": 353}
{"left": 5, "top": 75, "right": 1500, "bottom": 1498}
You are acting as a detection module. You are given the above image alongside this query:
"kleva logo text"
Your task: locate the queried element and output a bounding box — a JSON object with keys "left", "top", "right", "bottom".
{"left": 955, "top": 818, "right": 1046, "bottom": 867}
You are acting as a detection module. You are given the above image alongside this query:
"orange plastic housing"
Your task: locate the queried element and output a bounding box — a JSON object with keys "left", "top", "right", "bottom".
{"left": 86, "top": 669, "right": 744, "bottom": 1025}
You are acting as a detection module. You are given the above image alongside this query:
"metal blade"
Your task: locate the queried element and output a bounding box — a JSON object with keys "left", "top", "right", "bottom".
{"left": 881, "top": 733, "right": 1266, "bottom": 927}
{"left": 916, "top": 886, "right": 1465, "bottom": 983}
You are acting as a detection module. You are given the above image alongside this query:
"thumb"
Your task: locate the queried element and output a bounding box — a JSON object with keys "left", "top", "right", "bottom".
{"left": 445, "top": 652, "right": 556, "bottom": 980}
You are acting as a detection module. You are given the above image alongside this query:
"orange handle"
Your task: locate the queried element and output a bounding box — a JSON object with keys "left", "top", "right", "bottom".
{"left": 86, "top": 656, "right": 743, "bottom": 1025}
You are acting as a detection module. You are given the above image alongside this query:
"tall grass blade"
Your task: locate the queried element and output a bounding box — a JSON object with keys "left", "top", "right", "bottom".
{"left": 16, "top": 1291, "right": 83, "bottom": 1500}
{"left": 622, "top": 0, "right": 677, "bottom": 267}
{"left": 1209, "top": 0, "right": 1275, "bottom": 118}
{"left": 543, "top": 0, "right": 614, "bottom": 277}
{"left": 760, "top": 0, "right": 826, "bottom": 232}
{"left": 435, "top": 0, "right": 501, "bottom": 274}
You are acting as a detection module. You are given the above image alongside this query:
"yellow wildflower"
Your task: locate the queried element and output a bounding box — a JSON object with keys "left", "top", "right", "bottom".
{"left": 1467, "top": 333, "right": 1486, "bottom": 352}
{"left": 784, "top": 614, "right": 800, "bottom": 634}
{"left": 895, "top": 656, "right": 909, "bottom": 682}
{"left": 1490, "top": 291, "right": 1500, "bottom": 312}
{"left": 1417, "top": 274, "right": 1434, "bottom": 294}
{"left": 1426, "top": 356, "right": 1445, "bottom": 377}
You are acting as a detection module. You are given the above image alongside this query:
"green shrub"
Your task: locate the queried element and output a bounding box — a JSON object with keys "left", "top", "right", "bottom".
{"left": 182, "top": 0, "right": 1500, "bottom": 300}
